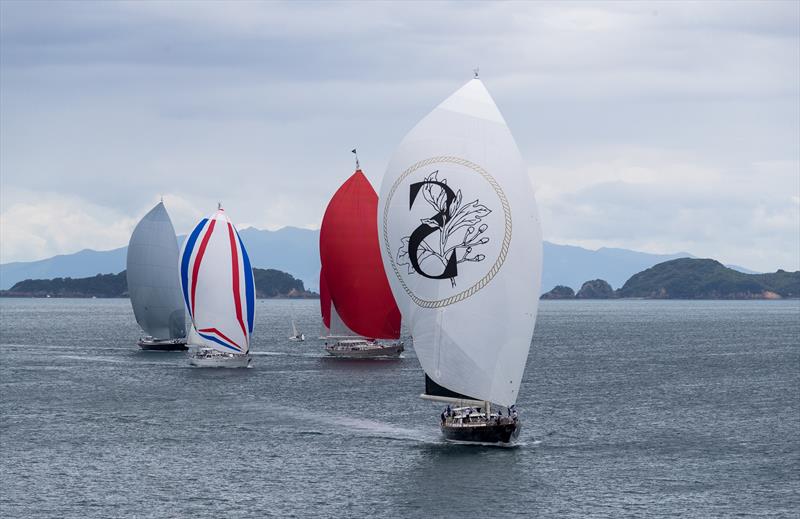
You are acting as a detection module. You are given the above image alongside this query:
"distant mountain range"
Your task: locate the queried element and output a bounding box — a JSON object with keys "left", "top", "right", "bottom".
{"left": 0, "top": 226, "right": 758, "bottom": 294}
{"left": 0, "top": 227, "right": 321, "bottom": 292}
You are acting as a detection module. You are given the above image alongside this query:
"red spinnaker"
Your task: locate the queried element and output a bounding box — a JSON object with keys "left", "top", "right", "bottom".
{"left": 319, "top": 170, "right": 401, "bottom": 339}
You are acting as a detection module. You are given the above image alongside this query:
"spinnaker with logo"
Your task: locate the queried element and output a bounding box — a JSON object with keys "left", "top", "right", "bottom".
{"left": 378, "top": 77, "right": 543, "bottom": 444}
{"left": 319, "top": 154, "right": 404, "bottom": 358}
{"left": 127, "top": 200, "right": 187, "bottom": 351}
{"left": 180, "top": 205, "right": 255, "bottom": 368}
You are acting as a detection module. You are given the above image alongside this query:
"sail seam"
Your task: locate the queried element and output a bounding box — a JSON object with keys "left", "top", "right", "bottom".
{"left": 227, "top": 222, "right": 247, "bottom": 345}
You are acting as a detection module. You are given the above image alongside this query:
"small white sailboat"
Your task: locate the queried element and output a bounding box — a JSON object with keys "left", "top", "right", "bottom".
{"left": 378, "top": 75, "right": 543, "bottom": 445}
{"left": 289, "top": 320, "right": 305, "bottom": 342}
{"left": 127, "top": 201, "right": 187, "bottom": 351}
{"left": 179, "top": 205, "right": 255, "bottom": 368}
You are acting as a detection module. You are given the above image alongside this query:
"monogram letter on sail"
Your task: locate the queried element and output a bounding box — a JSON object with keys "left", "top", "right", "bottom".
{"left": 384, "top": 157, "right": 513, "bottom": 308}
{"left": 407, "top": 179, "right": 459, "bottom": 280}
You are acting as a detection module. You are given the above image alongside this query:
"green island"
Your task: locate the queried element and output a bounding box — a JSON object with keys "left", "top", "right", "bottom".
{"left": 0, "top": 268, "right": 318, "bottom": 299}
{"left": 3, "top": 258, "right": 797, "bottom": 300}
{"left": 541, "top": 258, "right": 800, "bottom": 300}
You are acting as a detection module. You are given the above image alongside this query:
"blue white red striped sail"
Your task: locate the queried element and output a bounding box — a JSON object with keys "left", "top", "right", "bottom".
{"left": 179, "top": 208, "right": 255, "bottom": 354}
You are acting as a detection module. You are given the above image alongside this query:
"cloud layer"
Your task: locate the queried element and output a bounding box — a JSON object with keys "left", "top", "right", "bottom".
{"left": 1, "top": 1, "right": 798, "bottom": 271}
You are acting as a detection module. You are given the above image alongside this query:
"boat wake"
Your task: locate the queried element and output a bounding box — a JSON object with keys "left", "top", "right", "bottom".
{"left": 58, "top": 355, "right": 134, "bottom": 365}
{"left": 250, "top": 351, "right": 327, "bottom": 358}
{"left": 255, "top": 403, "right": 439, "bottom": 444}
{"left": 58, "top": 354, "right": 178, "bottom": 367}
{"left": 328, "top": 415, "right": 438, "bottom": 443}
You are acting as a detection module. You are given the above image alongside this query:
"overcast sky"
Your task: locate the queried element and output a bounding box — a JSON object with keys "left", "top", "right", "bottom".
{"left": 1, "top": 0, "right": 798, "bottom": 272}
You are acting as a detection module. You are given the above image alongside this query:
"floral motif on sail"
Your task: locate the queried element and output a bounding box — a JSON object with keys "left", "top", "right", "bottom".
{"left": 386, "top": 160, "right": 512, "bottom": 307}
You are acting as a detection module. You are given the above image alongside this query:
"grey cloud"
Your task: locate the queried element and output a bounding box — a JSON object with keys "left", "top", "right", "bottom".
{"left": 0, "top": 0, "right": 797, "bottom": 271}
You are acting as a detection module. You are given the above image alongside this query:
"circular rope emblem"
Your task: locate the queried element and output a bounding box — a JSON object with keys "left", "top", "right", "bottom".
{"left": 383, "top": 156, "right": 512, "bottom": 308}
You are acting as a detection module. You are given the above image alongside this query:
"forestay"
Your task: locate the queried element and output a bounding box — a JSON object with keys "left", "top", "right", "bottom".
{"left": 180, "top": 208, "right": 255, "bottom": 354}
{"left": 378, "top": 79, "right": 543, "bottom": 406}
{"left": 126, "top": 202, "right": 186, "bottom": 340}
{"left": 319, "top": 270, "right": 331, "bottom": 335}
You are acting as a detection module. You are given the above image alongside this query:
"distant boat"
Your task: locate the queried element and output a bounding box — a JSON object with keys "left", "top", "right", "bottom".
{"left": 127, "top": 201, "right": 187, "bottom": 351}
{"left": 289, "top": 319, "right": 305, "bottom": 341}
{"left": 180, "top": 205, "right": 255, "bottom": 368}
{"left": 319, "top": 155, "right": 404, "bottom": 358}
{"left": 378, "top": 76, "right": 543, "bottom": 445}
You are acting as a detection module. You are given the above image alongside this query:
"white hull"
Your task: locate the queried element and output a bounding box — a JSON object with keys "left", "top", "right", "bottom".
{"left": 324, "top": 340, "right": 404, "bottom": 359}
{"left": 188, "top": 351, "right": 250, "bottom": 368}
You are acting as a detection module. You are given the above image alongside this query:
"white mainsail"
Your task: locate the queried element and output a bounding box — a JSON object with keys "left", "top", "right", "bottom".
{"left": 377, "top": 78, "right": 542, "bottom": 407}
{"left": 328, "top": 302, "right": 361, "bottom": 338}
{"left": 187, "top": 322, "right": 202, "bottom": 348}
{"left": 126, "top": 201, "right": 186, "bottom": 340}
{"left": 180, "top": 208, "right": 255, "bottom": 354}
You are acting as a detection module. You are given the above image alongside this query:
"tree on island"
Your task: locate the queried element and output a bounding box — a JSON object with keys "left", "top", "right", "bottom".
{"left": 540, "top": 285, "right": 575, "bottom": 299}
{"left": 576, "top": 279, "right": 616, "bottom": 299}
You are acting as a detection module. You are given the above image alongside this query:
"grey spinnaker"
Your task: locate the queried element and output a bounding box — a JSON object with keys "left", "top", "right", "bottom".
{"left": 126, "top": 202, "right": 186, "bottom": 340}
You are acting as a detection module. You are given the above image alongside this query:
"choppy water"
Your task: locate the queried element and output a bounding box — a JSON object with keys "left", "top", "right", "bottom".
{"left": 1, "top": 299, "right": 798, "bottom": 518}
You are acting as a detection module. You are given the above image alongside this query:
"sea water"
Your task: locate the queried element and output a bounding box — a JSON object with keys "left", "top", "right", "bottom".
{"left": 0, "top": 299, "right": 798, "bottom": 518}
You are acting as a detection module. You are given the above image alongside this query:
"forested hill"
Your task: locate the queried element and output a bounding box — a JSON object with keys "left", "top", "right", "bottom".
{"left": 0, "top": 268, "right": 318, "bottom": 299}
{"left": 617, "top": 258, "right": 799, "bottom": 299}
{"left": 2, "top": 272, "right": 128, "bottom": 298}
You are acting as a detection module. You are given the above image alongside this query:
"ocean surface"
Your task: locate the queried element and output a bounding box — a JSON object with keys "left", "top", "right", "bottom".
{"left": 0, "top": 298, "right": 798, "bottom": 518}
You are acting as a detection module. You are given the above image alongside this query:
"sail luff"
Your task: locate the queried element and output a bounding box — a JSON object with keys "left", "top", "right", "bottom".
{"left": 319, "top": 270, "right": 331, "bottom": 330}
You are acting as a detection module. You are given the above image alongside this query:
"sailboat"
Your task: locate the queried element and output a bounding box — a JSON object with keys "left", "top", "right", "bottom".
{"left": 179, "top": 205, "right": 255, "bottom": 368}
{"left": 377, "top": 75, "right": 543, "bottom": 445}
{"left": 127, "top": 201, "right": 187, "bottom": 351}
{"left": 289, "top": 319, "right": 305, "bottom": 341}
{"left": 318, "top": 153, "right": 404, "bottom": 358}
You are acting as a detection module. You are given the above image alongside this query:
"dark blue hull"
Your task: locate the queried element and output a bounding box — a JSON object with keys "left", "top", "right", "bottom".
{"left": 138, "top": 339, "right": 188, "bottom": 351}
{"left": 441, "top": 421, "right": 521, "bottom": 445}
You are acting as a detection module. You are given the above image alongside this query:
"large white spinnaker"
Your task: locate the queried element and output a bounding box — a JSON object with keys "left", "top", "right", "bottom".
{"left": 378, "top": 78, "right": 542, "bottom": 407}
{"left": 179, "top": 208, "right": 255, "bottom": 355}
{"left": 127, "top": 202, "right": 186, "bottom": 340}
